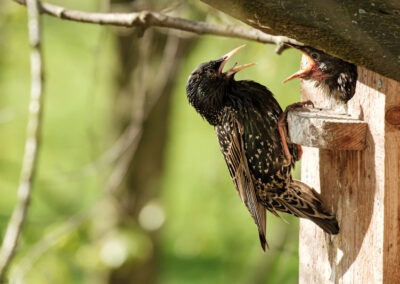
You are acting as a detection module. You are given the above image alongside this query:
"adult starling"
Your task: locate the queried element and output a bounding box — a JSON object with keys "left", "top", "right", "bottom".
{"left": 186, "top": 45, "right": 339, "bottom": 250}
{"left": 284, "top": 44, "right": 358, "bottom": 113}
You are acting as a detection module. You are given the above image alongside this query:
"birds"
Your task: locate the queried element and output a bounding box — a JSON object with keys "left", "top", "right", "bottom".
{"left": 284, "top": 44, "right": 357, "bottom": 113}
{"left": 186, "top": 45, "right": 339, "bottom": 250}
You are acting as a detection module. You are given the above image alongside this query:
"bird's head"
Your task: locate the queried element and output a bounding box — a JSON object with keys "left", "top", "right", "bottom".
{"left": 284, "top": 44, "right": 337, "bottom": 82}
{"left": 284, "top": 44, "right": 357, "bottom": 102}
{"left": 186, "top": 45, "right": 255, "bottom": 124}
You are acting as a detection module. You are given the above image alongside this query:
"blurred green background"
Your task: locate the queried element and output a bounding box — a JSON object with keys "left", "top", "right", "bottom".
{"left": 0, "top": 0, "right": 302, "bottom": 283}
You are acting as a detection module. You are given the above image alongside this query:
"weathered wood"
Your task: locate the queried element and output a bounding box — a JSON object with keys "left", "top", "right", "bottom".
{"left": 287, "top": 109, "right": 367, "bottom": 150}
{"left": 298, "top": 65, "right": 400, "bottom": 283}
{"left": 201, "top": 0, "right": 400, "bottom": 82}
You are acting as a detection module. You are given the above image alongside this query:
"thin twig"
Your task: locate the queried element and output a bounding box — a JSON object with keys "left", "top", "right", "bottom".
{"left": 13, "top": 0, "right": 302, "bottom": 50}
{"left": 10, "top": 209, "right": 93, "bottom": 283}
{"left": 104, "top": 29, "right": 154, "bottom": 195}
{"left": 0, "top": 0, "right": 44, "bottom": 280}
{"left": 78, "top": 32, "right": 181, "bottom": 178}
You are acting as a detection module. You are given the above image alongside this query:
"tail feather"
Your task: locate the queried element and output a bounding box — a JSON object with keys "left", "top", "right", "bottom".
{"left": 258, "top": 231, "right": 268, "bottom": 251}
{"left": 273, "top": 180, "right": 339, "bottom": 234}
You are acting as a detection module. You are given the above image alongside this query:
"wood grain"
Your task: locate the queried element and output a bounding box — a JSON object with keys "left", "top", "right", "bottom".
{"left": 298, "top": 64, "right": 400, "bottom": 283}
{"left": 287, "top": 110, "right": 367, "bottom": 150}
{"left": 382, "top": 68, "right": 400, "bottom": 283}
{"left": 202, "top": 0, "right": 400, "bottom": 82}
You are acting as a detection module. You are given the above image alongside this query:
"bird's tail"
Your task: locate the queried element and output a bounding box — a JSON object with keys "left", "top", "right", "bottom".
{"left": 272, "top": 180, "right": 339, "bottom": 234}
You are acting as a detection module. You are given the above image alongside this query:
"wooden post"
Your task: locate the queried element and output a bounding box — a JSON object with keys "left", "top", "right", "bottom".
{"left": 288, "top": 65, "right": 400, "bottom": 283}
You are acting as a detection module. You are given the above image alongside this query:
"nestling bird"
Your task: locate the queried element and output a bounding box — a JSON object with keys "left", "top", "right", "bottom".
{"left": 284, "top": 44, "right": 358, "bottom": 113}
{"left": 186, "top": 45, "right": 339, "bottom": 250}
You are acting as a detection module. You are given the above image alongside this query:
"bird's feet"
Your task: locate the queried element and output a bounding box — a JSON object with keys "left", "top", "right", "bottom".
{"left": 286, "top": 100, "right": 315, "bottom": 112}
{"left": 278, "top": 100, "right": 314, "bottom": 165}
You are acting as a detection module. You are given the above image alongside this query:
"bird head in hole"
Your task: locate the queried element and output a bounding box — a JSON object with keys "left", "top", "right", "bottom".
{"left": 284, "top": 44, "right": 337, "bottom": 82}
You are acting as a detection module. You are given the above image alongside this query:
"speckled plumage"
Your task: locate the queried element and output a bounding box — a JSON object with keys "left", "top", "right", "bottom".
{"left": 285, "top": 45, "right": 358, "bottom": 112}
{"left": 186, "top": 47, "right": 339, "bottom": 250}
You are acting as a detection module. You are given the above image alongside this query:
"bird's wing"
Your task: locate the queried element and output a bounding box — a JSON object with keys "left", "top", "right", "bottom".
{"left": 336, "top": 69, "right": 357, "bottom": 102}
{"left": 216, "top": 113, "right": 267, "bottom": 250}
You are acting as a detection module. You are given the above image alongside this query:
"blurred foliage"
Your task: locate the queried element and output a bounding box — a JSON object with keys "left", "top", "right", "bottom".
{"left": 0, "top": 0, "right": 302, "bottom": 283}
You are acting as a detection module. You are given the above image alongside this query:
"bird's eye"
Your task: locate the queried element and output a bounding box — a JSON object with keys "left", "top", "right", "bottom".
{"left": 311, "top": 52, "right": 320, "bottom": 60}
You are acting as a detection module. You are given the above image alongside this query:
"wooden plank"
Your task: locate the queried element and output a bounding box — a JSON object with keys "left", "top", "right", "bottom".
{"left": 287, "top": 109, "right": 367, "bottom": 150}
{"left": 382, "top": 72, "right": 400, "bottom": 283}
{"left": 298, "top": 65, "right": 400, "bottom": 283}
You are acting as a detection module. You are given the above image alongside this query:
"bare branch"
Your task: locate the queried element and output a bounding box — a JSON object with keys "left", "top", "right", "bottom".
{"left": 11, "top": 209, "right": 93, "bottom": 282}
{"left": 0, "top": 0, "right": 44, "bottom": 279}
{"left": 104, "top": 29, "right": 155, "bottom": 195}
{"left": 13, "top": 0, "right": 302, "bottom": 49}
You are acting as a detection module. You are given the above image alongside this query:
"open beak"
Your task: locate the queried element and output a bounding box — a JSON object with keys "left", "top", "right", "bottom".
{"left": 283, "top": 45, "right": 316, "bottom": 83}
{"left": 218, "top": 45, "right": 256, "bottom": 76}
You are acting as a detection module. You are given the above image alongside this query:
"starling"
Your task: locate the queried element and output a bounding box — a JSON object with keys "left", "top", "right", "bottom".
{"left": 186, "top": 45, "right": 339, "bottom": 250}
{"left": 284, "top": 44, "right": 357, "bottom": 113}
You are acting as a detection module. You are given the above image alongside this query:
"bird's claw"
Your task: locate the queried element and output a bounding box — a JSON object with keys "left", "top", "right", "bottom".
{"left": 278, "top": 117, "right": 292, "bottom": 166}
{"left": 278, "top": 112, "right": 293, "bottom": 165}
{"left": 278, "top": 100, "right": 314, "bottom": 165}
{"left": 285, "top": 100, "right": 314, "bottom": 113}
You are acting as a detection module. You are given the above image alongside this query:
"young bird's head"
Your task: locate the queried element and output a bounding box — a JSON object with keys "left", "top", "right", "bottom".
{"left": 186, "top": 45, "right": 255, "bottom": 124}
{"left": 284, "top": 44, "right": 357, "bottom": 103}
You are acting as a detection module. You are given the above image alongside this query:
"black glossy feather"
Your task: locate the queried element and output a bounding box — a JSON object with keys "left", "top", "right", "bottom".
{"left": 186, "top": 52, "right": 339, "bottom": 250}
